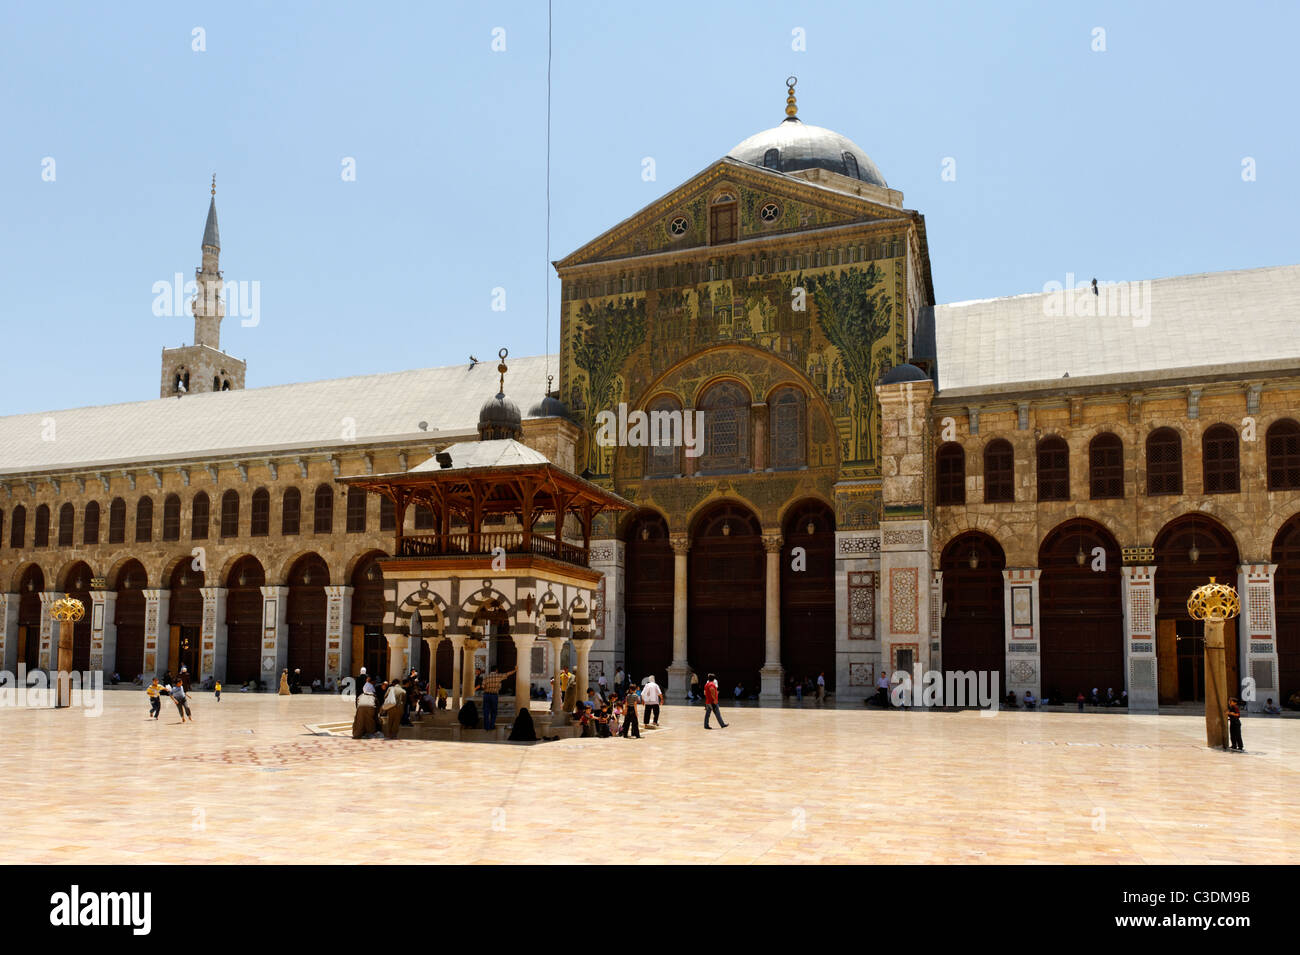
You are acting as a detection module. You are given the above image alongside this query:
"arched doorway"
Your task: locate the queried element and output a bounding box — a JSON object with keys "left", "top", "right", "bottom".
{"left": 17, "top": 565, "right": 45, "bottom": 668}
{"left": 350, "top": 554, "right": 392, "bottom": 681}
{"left": 225, "top": 557, "right": 265, "bottom": 685}
{"left": 940, "top": 533, "right": 1007, "bottom": 694}
{"left": 1154, "top": 515, "right": 1240, "bottom": 705}
{"left": 62, "top": 562, "right": 95, "bottom": 672}
{"left": 1038, "top": 520, "right": 1123, "bottom": 702}
{"left": 168, "top": 562, "right": 204, "bottom": 679}
{"left": 286, "top": 554, "right": 329, "bottom": 685}
{"left": 112, "top": 560, "right": 148, "bottom": 681}
{"left": 689, "top": 502, "right": 764, "bottom": 695}
{"left": 623, "top": 511, "right": 673, "bottom": 689}
{"left": 780, "top": 499, "right": 835, "bottom": 691}
{"left": 1271, "top": 515, "right": 1300, "bottom": 704}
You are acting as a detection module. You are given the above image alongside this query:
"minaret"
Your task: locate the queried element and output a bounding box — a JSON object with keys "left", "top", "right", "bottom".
{"left": 159, "top": 176, "right": 247, "bottom": 397}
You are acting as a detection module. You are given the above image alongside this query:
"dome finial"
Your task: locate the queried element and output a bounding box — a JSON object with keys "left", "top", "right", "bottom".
{"left": 211, "top": 173, "right": 216, "bottom": 197}
{"left": 497, "top": 346, "right": 509, "bottom": 395}
{"left": 785, "top": 75, "right": 798, "bottom": 119}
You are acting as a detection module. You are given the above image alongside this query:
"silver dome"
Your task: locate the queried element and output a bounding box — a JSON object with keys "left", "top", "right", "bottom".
{"left": 729, "top": 118, "right": 886, "bottom": 187}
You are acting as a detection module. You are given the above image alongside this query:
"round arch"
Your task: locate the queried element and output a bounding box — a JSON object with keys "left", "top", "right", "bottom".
{"left": 112, "top": 559, "right": 149, "bottom": 681}
{"left": 622, "top": 509, "right": 673, "bottom": 689}
{"left": 350, "top": 551, "right": 392, "bottom": 682}
{"left": 1271, "top": 514, "right": 1300, "bottom": 706}
{"left": 15, "top": 564, "right": 46, "bottom": 669}
{"left": 225, "top": 556, "right": 266, "bottom": 685}
{"left": 940, "top": 532, "right": 1007, "bottom": 696}
{"left": 689, "top": 500, "right": 765, "bottom": 695}
{"left": 168, "top": 560, "right": 206, "bottom": 678}
{"left": 285, "top": 553, "right": 330, "bottom": 685}
{"left": 780, "top": 498, "right": 836, "bottom": 693}
{"left": 60, "top": 560, "right": 95, "bottom": 673}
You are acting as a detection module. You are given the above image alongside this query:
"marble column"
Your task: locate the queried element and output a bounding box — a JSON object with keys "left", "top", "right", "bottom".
{"left": 463, "top": 638, "right": 480, "bottom": 699}
{"left": 258, "top": 586, "right": 288, "bottom": 687}
{"left": 385, "top": 634, "right": 407, "bottom": 681}
{"left": 38, "top": 591, "right": 58, "bottom": 670}
{"left": 90, "top": 591, "right": 117, "bottom": 675}
{"left": 448, "top": 634, "right": 466, "bottom": 711}
{"left": 667, "top": 535, "right": 691, "bottom": 696}
{"left": 929, "top": 571, "right": 943, "bottom": 672}
{"left": 1120, "top": 565, "right": 1158, "bottom": 711}
{"left": 574, "top": 638, "right": 593, "bottom": 702}
{"left": 1238, "top": 563, "right": 1279, "bottom": 713}
{"left": 423, "top": 636, "right": 441, "bottom": 696}
{"left": 0, "top": 594, "right": 17, "bottom": 673}
{"left": 511, "top": 633, "right": 535, "bottom": 716}
{"left": 1002, "top": 568, "right": 1042, "bottom": 703}
{"left": 546, "top": 634, "right": 565, "bottom": 717}
{"left": 142, "top": 589, "right": 170, "bottom": 678}
{"left": 324, "top": 585, "right": 353, "bottom": 685}
{"left": 760, "top": 532, "right": 784, "bottom": 701}
{"left": 199, "top": 586, "right": 226, "bottom": 684}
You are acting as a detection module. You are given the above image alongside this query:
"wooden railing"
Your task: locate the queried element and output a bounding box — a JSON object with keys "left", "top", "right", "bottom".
{"left": 398, "top": 531, "right": 589, "bottom": 567}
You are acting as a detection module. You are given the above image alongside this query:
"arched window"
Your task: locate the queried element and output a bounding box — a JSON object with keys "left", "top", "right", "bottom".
{"left": 983, "top": 439, "right": 1014, "bottom": 503}
{"left": 220, "top": 490, "right": 240, "bottom": 538}
{"left": 33, "top": 504, "right": 50, "bottom": 547}
{"left": 709, "top": 197, "right": 738, "bottom": 245}
{"left": 414, "top": 503, "right": 435, "bottom": 530}
{"left": 346, "top": 487, "right": 367, "bottom": 533}
{"left": 762, "top": 147, "right": 780, "bottom": 169}
{"left": 9, "top": 505, "right": 25, "bottom": 548}
{"left": 1036, "top": 436, "right": 1070, "bottom": 501}
{"left": 699, "top": 381, "right": 751, "bottom": 472}
{"left": 191, "top": 492, "right": 209, "bottom": 540}
{"left": 162, "top": 494, "right": 181, "bottom": 541}
{"left": 1267, "top": 418, "right": 1300, "bottom": 490}
{"left": 0, "top": 509, "right": 4, "bottom": 548}
{"left": 1089, "top": 432, "right": 1124, "bottom": 499}
{"left": 1146, "top": 427, "right": 1182, "bottom": 495}
{"left": 108, "top": 498, "right": 126, "bottom": 544}
{"left": 644, "top": 395, "right": 684, "bottom": 478}
{"left": 842, "top": 151, "right": 860, "bottom": 179}
{"left": 251, "top": 488, "right": 270, "bottom": 537}
{"left": 135, "top": 496, "right": 153, "bottom": 543}
{"left": 768, "top": 387, "right": 807, "bottom": 469}
{"left": 282, "top": 488, "right": 301, "bottom": 536}
{"left": 936, "top": 443, "right": 966, "bottom": 505}
{"left": 313, "top": 484, "right": 333, "bottom": 534}
{"left": 379, "top": 497, "right": 395, "bottom": 531}
{"left": 1202, "top": 424, "right": 1240, "bottom": 494}
{"left": 56, "top": 503, "right": 74, "bottom": 546}
{"left": 83, "top": 501, "right": 100, "bottom": 544}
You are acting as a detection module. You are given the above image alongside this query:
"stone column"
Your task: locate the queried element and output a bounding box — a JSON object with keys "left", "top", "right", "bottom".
{"left": 448, "top": 634, "right": 466, "bottom": 711}
{"left": 1003, "top": 568, "right": 1042, "bottom": 704}
{"left": 324, "top": 585, "right": 352, "bottom": 685}
{"left": 424, "top": 636, "right": 441, "bottom": 695}
{"left": 1238, "top": 563, "right": 1279, "bottom": 713}
{"left": 38, "top": 591, "right": 58, "bottom": 670}
{"left": 385, "top": 634, "right": 407, "bottom": 680}
{"left": 751, "top": 402, "right": 768, "bottom": 471}
{"left": 56, "top": 617, "right": 75, "bottom": 707}
{"left": 574, "top": 638, "right": 593, "bottom": 702}
{"left": 760, "top": 531, "right": 784, "bottom": 701}
{"left": 258, "top": 585, "right": 288, "bottom": 687}
{"left": 667, "top": 535, "right": 691, "bottom": 696}
{"left": 511, "top": 633, "right": 535, "bottom": 715}
{"left": 546, "top": 634, "right": 565, "bottom": 717}
{"left": 1204, "top": 616, "right": 1228, "bottom": 749}
{"left": 90, "top": 591, "right": 117, "bottom": 675}
{"left": 142, "top": 589, "right": 170, "bottom": 678}
{"left": 1120, "top": 565, "right": 1158, "bottom": 711}
{"left": 462, "top": 638, "right": 480, "bottom": 699}
{"left": 199, "top": 586, "right": 227, "bottom": 684}
{"left": 0, "top": 594, "right": 17, "bottom": 673}
{"left": 929, "top": 571, "right": 943, "bottom": 672}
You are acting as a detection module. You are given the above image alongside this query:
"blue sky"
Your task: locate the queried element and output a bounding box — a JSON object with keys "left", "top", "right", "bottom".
{"left": 2, "top": 0, "right": 1297, "bottom": 414}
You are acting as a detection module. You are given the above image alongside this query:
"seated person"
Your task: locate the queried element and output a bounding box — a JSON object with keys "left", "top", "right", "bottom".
{"left": 436, "top": 685, "right": 448, "bottom": 710}
{"left": 1022, "top": 690, "right": 1036, "bottom": 710}
{"left": 1264, "top": 698, "right": 1282, "bottom": 715}
{"left": 1005, "top": 690, "right": 1018, "bottom": 709}
{"left": 1088, "top": 687, "right": 1101, "bottom": 705}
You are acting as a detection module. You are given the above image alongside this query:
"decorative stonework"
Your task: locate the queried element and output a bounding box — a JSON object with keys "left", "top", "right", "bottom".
{"left": 838, "top": 534, "right": 880, "bottom": 555}
{"left": 848, "top": 662, "right": 874, "bottom": 686}
{"left": 589, "top": 546, "right": 615, "bottom": 563}
{"left": 1131, "top": 642, "right": 1153, "bottom": 654}
{"left": 1122, "top": 546, "right": 1155, "bottom": 565}
{"left": 1009, "top": 660, "right": 1036, "bottom": 684}
{"left": 848, "top": 571, "right": 875, "bottom": 639}
{"left": 883, "top": 528, "right": 924, "bottom": 547}
{"left": 1007, "top": 643, "right": 1038, "bottom": 653}
{"left": 889, "top": 568, "right": 919, "bottom": 634}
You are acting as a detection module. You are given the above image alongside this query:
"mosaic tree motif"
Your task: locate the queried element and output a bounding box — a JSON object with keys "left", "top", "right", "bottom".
{"left": 573, "top": 296, "right": 647, "bottom": 472}
{"left": 807, "top": 264, "right": 893, "bottom": 464}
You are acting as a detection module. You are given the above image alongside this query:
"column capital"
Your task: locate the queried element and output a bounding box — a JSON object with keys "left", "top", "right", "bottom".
{"left": 669, "top": 535, "right": 691, "bottom": 556}
{"left": 761, "top": 532, "right": 784, "bottom": 554}
{"left": 198, "top": 585, "right": 227, "bottom": 597}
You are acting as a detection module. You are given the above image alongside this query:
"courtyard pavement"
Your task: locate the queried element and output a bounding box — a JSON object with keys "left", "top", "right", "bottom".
{"left": 1, "top": 691, "right": 1295, "bottom": 864}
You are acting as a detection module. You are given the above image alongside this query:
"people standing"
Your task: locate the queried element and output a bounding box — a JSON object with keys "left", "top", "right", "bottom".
{"left": 481, "top": 665, "right": 517, "bottom": 731}
{"left": 354, "top": 666, "right": 368, "bottom": 703}
{"left": 279, "top": 669, "right": 290, "bottom": 695}
{"left": 171, "top": 680, "right": 193, "bottom": 722}
{"left": 816, "top": 672, "right": 826, "bottom": 704}
{"left": 614, "top": 665, "right": 626, "bottom": 698}
{"left": 688, "top": 671, "right": 699, "bottom": 702}
{"left": 1227, "top": 697, "right": 1244, "bottom": 751}
{"left": 703, "top": 673, "right": 727, "bottom": 729}
{"left": 214, "top": 681, "right": 222, "bottom": 702}
{"left": 146, "top": 678, "right": 163, "bottom": 719}
{"left": 875, "top": 670, "right": 889, "bottom": 707}
{"left": 620, "top": 688, "right": 641, "bottom": 739}
{"left": 352, "top": 677, "right": 378, "bottom": 738}
{"left": 380, "top": 678, "right": 406, "bottom": 739}
{"left": 641, "top": 674, "right": 663, "bottom": 726}
{"left": 597, "top": 671, "right": 608, "bottom": 697}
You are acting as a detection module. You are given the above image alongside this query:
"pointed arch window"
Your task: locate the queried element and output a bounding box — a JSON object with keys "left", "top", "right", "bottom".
{"left": 768, "top": 387, "right": 807, "bottom": 470}
{"left": 1036, "top": 437, "right": 1070, "bottom": 501}
{"left": 983, "top": 439, "right": 1014, "bottom": 503}
{"left": 936, "top": 443, "right": 966, "bottom": 505}
{"left": 135, "top": 496, "right": 153, "bottom": 543}
{"left": 1266, "top": 418, "right": 1300, "bottom": 490}
{"left": 1202, "top": 424, "right": 1240, "bottom": 494}
{"left": 162, "top": 494, "right": 181, "bottom": 541}
{"left": 699, "top": 381, "right": 751, "bottom": 472}
{"left": 313, "top": 484, "right": 334, "bottom": 534}
{"left": 1088, "top": 432, "right": 1124, "bottom": 499}
{"left": 83, "top": 501, "right": 100, "bottom": 545}
{"left": 1145, "top": 428, "right": 1182, "bottom": 495}
{"left": 191, "top": 492, "right": 209, "bottom": 540}
{"left": 220, "top": 490, "right": 240, "bottom": 538}
{"left": 58, "top": 503, "right": 74, "bottom": 547}
{"left": 108, "top": 498, "right": 126, "bottom": 544}
{"left": 251, "top": 488, "right": 271, "bottom": 536}
{"left": 282, "top": 488, "right": 301, "bottom": 536}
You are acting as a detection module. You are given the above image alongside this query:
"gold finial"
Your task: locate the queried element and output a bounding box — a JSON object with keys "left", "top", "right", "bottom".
{"left": 211, "top": 173, "right": 216, "bottom": 197}
{"left": 50, "top": 593, "right": 86, "bottom": 623}
{"left": 497, "top": 347, "right": 509, "bottom": 394}
{"left": 1187, "top": 577, "right": 1241, "bottom": 622}
{"left": 785, "top": 75, "right": 798, "bottom": 119}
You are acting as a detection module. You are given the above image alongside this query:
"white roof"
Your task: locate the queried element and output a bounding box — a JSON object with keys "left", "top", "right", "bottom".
{"left": 0, "top": 355, "right": 557, "bottom": 476}
{"left": 933, "top": 265, "right": 1300, "bottom": 393}
{"left": 407, "top": 438, "right": 550, "bottom": 473}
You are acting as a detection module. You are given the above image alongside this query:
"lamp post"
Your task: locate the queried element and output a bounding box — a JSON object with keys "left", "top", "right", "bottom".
{"left": 50, "top": 593, "right": 86, "bottom": 708}
{"left": 1187, "top": 577, "right": 1240, "bottom": 749}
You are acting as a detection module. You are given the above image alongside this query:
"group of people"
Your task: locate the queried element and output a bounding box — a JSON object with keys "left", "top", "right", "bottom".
{"left": 143, "top": 665, "right": 204, "bottom": 722}
{"left": 568, "top": 668, "right": 662, "bottom": 739}
{"left": 350, "top": 666, "right": 451, "bottom": 739}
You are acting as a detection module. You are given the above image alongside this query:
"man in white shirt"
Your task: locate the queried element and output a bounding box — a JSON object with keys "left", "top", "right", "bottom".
{"left": 640, "top": 675, "right": 663, "bottom": 726}
{"left": 876, "top": 670, "right": 889, "bottom": 708}
{"left": 816, "top": 672, "right": 826, "bottom": 703}
{"left": 598, "top": 671, "right": 608, "bottom": 695}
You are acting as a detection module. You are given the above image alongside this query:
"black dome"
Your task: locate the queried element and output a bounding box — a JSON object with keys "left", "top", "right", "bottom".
{"left": 878, "top": 363, "right": 930, "bottom": 385}
{"left": 527, "top": 395, "right": 570, "bottom": 419}
{"left": 478, "top": 391, "right": 522, "bottom": 441}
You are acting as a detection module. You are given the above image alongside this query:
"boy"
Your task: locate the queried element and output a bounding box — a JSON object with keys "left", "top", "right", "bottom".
{"left": 214, "top": 680, "right": 222, "bottom": 702}
{"left": 146, "top": 678, "right": 163, "bottom": 719}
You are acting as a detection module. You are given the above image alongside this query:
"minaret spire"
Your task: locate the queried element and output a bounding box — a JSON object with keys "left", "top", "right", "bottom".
{"left": 194, "top": 177, "right": 223, "bottom": 349}
{"left": 784, "top": 75, "right": 799, "bottom": 122}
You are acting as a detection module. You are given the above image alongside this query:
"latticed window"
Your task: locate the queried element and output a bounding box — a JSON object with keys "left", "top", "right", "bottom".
{"left": 313, "top": 484, "right": 333, "bottom": 534}
{"left": 1036, "top": 437, "right": 1070, "bottom": 501}
{"left": 1146, "top": 428, "right": 1182, "bottom": 495}
{"left": 58, "top": 503, "right": 74, "bottom": 546}
{"left": 983, "top": 439, "right": 1014, "bottom": 503}
{"left": 191, "top": 492, "right": 209, "bottom": 540}
{"left": 108, "top": 498, "right": 126, "bottom": 543}
{"left": 135, "top": 497, "right": 153, "bottom": 543}
{"left": 936, "top": 443, "right": 965, "bottom": 505}
{"left": 346, "top": 487, "right": 366, "bottom": 533}
{"left": 34, "top": 505, "right": 50, "bottom": 547}
{"left": 162, "top": 494, "right": 181, "bottom": 541}
{"left": 644, "top": 396, "right": 684, "bottom": 477}
{"left": 282, "top": 488, "right": 301, "bottom": 535}
{"left": 768, "top": 388, "right": 806, "bottom": 469}
{"left": 414, "top": 503, "right": 435, "bottom": 530}
{"left": 700, "top": 381, "right": 750, "bottom": 472}
{"left": 1089, "top": 432, "right": 1124, "bottom": 499}
{"left": 220, "top": 490, "right": 240, "bottom": 538}
{"left": 251, "top": 488, "right": 271, "bottom": 536}
{"left": 709, "top": 200, "right": 737, "bottom": 245}
{"left": 1202, "top": 424, "right": 1239, "bottom": 494}
{"left": 1266, "top": 419, "right": 1300, "bottom": 490}
{"left": 380, "top": 496, "right": 395, "bottom": 531}
{"left": 83, "top": 501, "right": 99, "bottom": 545}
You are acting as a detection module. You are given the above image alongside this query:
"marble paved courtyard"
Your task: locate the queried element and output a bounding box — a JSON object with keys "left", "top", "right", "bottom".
{"left": 2, "top": 691, "right": 1296, "bottom": 864}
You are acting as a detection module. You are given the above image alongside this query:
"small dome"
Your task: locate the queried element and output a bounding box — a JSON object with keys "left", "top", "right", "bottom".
{"left": 478, "top": 391, "right": 522, "bottom": 441}
{"left": 878, "top": 363, "right": 930, "bottom": 385}
{"left": 528, "top": 394, "right": 570, "bottom": 419}
{"left": 730, "top": 118, "right": 886, "bottom": 187}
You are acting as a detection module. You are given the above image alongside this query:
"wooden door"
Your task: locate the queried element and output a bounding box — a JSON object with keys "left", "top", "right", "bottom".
{"left": 1156, "top": 619, "right": 1178, "bottom": 705}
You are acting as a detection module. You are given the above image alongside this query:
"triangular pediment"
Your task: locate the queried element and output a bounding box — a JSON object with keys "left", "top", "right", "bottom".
{"left": 554, "top": 157, "right": 909, "bottom": 271}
